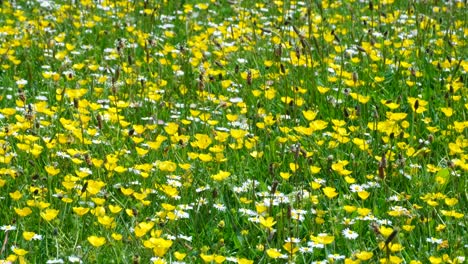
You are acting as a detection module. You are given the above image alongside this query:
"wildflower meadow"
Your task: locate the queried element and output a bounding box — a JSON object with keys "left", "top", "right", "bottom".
{"left": 0, "top": 0, "right": 466, "bottom": 263}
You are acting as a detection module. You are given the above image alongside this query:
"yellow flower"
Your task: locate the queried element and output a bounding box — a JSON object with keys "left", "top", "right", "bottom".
{"left": 14, "top": 207, "right": 32, "bottom": 217}
{"left": 428, "top": 257, "right": 442, "bottom": 264}
{"left": 158, "top": 160, "right": 177, "bottom": 172}
{"left": 158, "top": 184, "right": 179, "bottom": 198}
{"left": 386, "top": 112, "right": 407, "bottom": 121}
{"left": 444, "top": 197, "right": 458, "bottom": 206}
{"left": 9, "top": 190, "right": 22, "bottom": 201}
{"left": 200, "top": 254, "right": 225, "bottom": 263}
{"left": 358, "top": 190, "right": 370, "bottom": 200}
{"left": 302, "top": 110, "right": 318, "bottom": 121}
{"left": 211, "top": 170, "right": 231, "bottom": 181}
{"left": 87, "top": 236, "right": 106, "bottom": 247}
{"left": 199, "top": 153, "right": 213, "bottom": 162}
{"left": 322, "top": 187, "right": 338, "bottom": 199}
{"left": 111, "top": 233, "right": 122, "bottom": 241}
{"left": 355, "top": 251, "right": 373, "bottom": 260}
{"left": 259, "top": 216, "right": 276, "bottom": 230}
{"left": 283, "top": 242, "right": 299, "bottom": 254}
{"left": 191, "top": 134, "right": 212, "bottom": 149}
{"left": 134, "top": 221, "right": 155, "bottom": 237}
{"left": 121, "top": 187, "right": 135, "bottom": 196}
{"left": 357, "top": 207, "right": 372, "bottom": 216}
{"left": 249, "top": 150, "right": 263, "bottom": 158}
{"left": 255, "top": 204, "right": 268, "bottom": 215}
{"left": 97, "top": 216, "right": 116, "bottom": 228}
{"left": 44, "top": 165, "right": 60, "bottom": 176}
{"left": 343, "top": 205, "right": 356, "bottom": 213}
{"left": 72, "top": 207, "right": 90, "bottom": 216}
{"left": 309, "top": 166, "right": 321, "bottom": 174}
{"left": 389, "top": 243, "right": 404, "bottom": 252}
{"left": 40, "top": 209, "right": 59, "bottom": 221}
{"left": 402, "top": 225, "right": 415, "bottom": 232}
{"left": 310, "top": 233, "right": 334, "bottom": 244}
{"left": 238, "top": 258, "right": 254, "bottom": 264}
{"left": 435, "top": 224, "right": 446, "bottom": 232}
{"left": 108, "top": 204, "right": 122, "bottom": 214}
{"left": 440, "top": 107, "right": 453, "bottom": 117}
{"left": 379, "top": 226, "right": 394, "bottom": 237}
{"left": 331, "top": 160, "right": 352, "bottom": 176}
{"left": 135, "top": 146, "right": 149, "bottom": 156}
{"left": 266, "top": 248, "right": 283, "bottom": 258}
{"left": 317, "top": 86, "right": 330, "bottom": 94}
{"left": 440, "top": 210, "right": 463, "bottom": 218}
{"left": 85, "top": 180, "right": 106, "bottom": 195}
{"left": 289, "top": 162, "right": 299, "bottom": 172}
{"left": 279, "top": 172, "right": 291, "bottom": 180}
{"left": 408, "top": 97, "right": 428, "bottom": 113}
{"left": 23, "top": 231, "right": 36, "bottom": 241}
{"left": 12, "top": 247, "right": 28, "bottom": 256}
{"left": 174, "top": 251, "right": 186, "bottom": 260}
{"left": 380, "top": 255, "right": 403, "bottom": 264}
{"left": 143, "top": 237, "right": 173, "bottom": 257}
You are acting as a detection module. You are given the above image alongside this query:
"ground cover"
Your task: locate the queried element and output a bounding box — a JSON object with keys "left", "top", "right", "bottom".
{"left": 0, "top": 0, "right": 466, "bottom": 263}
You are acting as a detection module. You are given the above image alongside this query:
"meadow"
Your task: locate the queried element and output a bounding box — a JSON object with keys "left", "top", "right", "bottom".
{"left": 0, "top": 0, "right": 466, "bottom": 263}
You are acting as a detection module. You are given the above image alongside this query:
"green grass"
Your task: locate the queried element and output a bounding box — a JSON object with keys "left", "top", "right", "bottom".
{"left": 0, "top": 0, "right": 466, "bottom": 263}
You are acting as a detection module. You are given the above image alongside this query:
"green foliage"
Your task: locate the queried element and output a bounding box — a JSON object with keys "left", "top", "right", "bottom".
{"left": 0, "top": 0, "right": 466, "bottom": 263}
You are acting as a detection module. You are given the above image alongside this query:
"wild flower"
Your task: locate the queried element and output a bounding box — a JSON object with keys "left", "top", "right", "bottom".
{"left": 0, "top": 225, "right": 16, "bottom": 232}
{"left": 0, "top": 0, "right": 465, "bottom": 262}
{"left": 342, "top": 228, "right": 359, "bottom": 240}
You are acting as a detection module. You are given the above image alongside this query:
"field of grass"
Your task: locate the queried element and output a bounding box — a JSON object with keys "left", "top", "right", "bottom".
{"left": 0, "top": 0, "right": 467, "bottom": 263}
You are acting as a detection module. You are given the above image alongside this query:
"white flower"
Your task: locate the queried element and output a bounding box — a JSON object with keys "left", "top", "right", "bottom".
{"left": 32, "top": 234, "right": 43, "bottom": 240}
{"left": 46, "top": 259, "right": 64, "bottom": 264}
{"left": 426, "top": 237, "right": 443, "bottom": 244}
{"left": 291, "top": 210, "right": 305, "bottom": 221}
{"left": 299, "top": 247, "right": 314, "bottom": 253}
{"left": 229, "top": 97, "right": 243, "bottom": 103}
{"left": 177, "top": 235, "right": 192, "bottom": 242}
{"left": 349, "top": 184, "right": 364, "bottom": 193}
{"left": 236, "top": 58, "right": 247, "bottom": 64}
{"left": 328, "top": 254, "right": 345, "bottom": 260}
{"left": 213, "top": 203, "right": 226, "bottom": 211}
{"left": 284, "top": 237, "right": 300, "bottom": 243}
{"left": 150, "top": 257, "right": 167, "bottom": 264}
{"left": 342, "top": 228, "right": 359, "bottom": 240}
{"left": 68, "top": 256, "right": 82, "bottom": 263}
{"left": 342, "top": 217, "right": 355, "bottom": 225}
{"left": 1, "top": 225, "right": 16, "bottom": 232}
{"left": 174, "top": 210, "right": 189, "bottom": 219}
{"left": 16, "top": 79, "right": 28, "bottom": 86}
{"left": 307, "top": 241, "right": 325, "bottom": 248}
